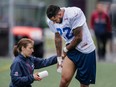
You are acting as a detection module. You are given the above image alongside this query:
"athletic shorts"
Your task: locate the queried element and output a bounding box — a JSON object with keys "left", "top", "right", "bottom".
{"left": 67, "top": 49, "right": 96, "bottom": 85}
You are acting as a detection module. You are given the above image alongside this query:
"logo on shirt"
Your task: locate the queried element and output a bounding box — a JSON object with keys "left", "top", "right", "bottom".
{"left": 14, "top": 71, "right": 18, "bottom": 76}
{"left": 31, "top": 63, "right": 34, "bottom": 70}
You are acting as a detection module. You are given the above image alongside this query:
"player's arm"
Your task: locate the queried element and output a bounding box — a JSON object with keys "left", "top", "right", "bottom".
{"left": 55, "top": 32, "right": 62, "bottom": 57}
{"left": 55, "top": 32, "right": 63, "bottom": 73}
{"left": 65, "top": 26, "right": 82, "bottom": 51}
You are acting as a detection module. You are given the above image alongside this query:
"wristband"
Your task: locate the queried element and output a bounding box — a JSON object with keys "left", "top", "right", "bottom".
{"left": 63, "top": 47, "right": 68, "bottom": 53}
{"left": 57, "top": 57, "right": 62, "bottom": 65}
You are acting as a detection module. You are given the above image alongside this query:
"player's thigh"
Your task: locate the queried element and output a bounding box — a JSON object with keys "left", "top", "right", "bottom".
{"left": 62, "top": 56, "right": 76, "bottom": 79}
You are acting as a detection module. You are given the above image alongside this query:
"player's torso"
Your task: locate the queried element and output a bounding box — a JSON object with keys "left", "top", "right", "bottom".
{"left": 54, "top": 18, "right": 74, "bottom": 43}
{"left": 54, "top": 7, "right": 78, "bottom": 43}
{"left": 49, "top": 7, "right": 96, "bottom": 53}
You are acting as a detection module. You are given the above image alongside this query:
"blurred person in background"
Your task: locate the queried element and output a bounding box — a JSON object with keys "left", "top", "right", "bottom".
{"left": 90, "top": 2, "right": 112, "bottom": 61}
{"left": 104, "top": 3, "right": 113, "bottom": 53}
{"left": 9, "top": 38, "right": 57, "bottom": 87}
{"left": 46, "top": 5, "right": 96, "bottom": 87}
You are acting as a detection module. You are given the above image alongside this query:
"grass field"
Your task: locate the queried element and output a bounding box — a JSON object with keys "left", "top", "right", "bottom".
{"left": 0, "top": 58, "right": 116, "bottom": 87}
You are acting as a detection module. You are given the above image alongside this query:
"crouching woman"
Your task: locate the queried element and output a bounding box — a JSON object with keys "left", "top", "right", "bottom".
{"left": 9, "top": 38, "right": 57, "bottom": 87}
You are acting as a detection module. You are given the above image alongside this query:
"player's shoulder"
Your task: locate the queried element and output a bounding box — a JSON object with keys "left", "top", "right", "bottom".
{"left": 65, "top": 6, "right": 81, "bottom": 12}
{"left": 65, "top": 6, "right": 81, "bottom": 10}
{"left": 64, "top": 7, "right": 82, "bottom": 18}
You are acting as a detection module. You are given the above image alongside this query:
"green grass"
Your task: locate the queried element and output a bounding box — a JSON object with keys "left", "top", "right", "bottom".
{"left": 0, "top": 58, "right": 116, "bottom": 87}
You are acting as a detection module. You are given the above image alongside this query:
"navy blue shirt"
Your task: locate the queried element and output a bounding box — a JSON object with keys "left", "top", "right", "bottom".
{"left": 9, "top": 54, "right": 57, "bottom": 87}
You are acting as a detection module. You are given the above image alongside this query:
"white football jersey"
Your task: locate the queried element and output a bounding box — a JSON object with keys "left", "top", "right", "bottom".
{"left": 47, "top": 7, "right": 95, "bottom": 53}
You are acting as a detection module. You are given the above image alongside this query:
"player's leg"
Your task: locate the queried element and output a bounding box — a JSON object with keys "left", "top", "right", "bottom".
{"left": 59, "top": 56, "right": 76, "bottom": 87}
{"left": 75, "top": 50, "right": 96, "bottom": 87}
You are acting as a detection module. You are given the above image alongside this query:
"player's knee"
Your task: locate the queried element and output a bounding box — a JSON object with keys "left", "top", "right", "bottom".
{"left": 61, "top": 75, "right": 70, "bottom": 84}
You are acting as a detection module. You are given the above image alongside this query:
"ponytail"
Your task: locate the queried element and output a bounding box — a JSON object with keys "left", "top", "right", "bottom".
{"left": 13, "top": 45, "right": 19, "bottom": 57}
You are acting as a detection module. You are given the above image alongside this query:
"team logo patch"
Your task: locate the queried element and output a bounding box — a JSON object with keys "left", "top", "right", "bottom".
{"left": 32, "top": 63, "right": 34, "bottom": 70}
{"left": 14, "top": 71, "right": 18, "bottom": 76}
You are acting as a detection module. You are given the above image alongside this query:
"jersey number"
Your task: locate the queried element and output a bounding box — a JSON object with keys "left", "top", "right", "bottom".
{"left": 57, "top": 27, "right": 73, "bottom": 39}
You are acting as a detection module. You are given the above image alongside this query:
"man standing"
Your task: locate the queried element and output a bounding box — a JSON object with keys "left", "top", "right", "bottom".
{"left": 46, "top": 5, "right": 96, "bottom": 87}
{"left": 90, "top": 2, "right": 112, "bottom": 60}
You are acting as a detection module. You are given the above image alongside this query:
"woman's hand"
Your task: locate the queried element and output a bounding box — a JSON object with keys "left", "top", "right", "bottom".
{"left": 33, "top": 72, "right": 42, "bottom": 81}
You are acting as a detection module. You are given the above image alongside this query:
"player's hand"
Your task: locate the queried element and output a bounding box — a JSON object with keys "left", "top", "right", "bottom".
{"left": 62, "top": 51, "right": 67, "bottom": 59}
{"left": 57, "top": 57, "right": 63, "bottom": 68}
{"left": 33, "top": 72, "right": 42, "bottom": 81}
{"left": 57, "top": 57, "right": 63, "bottom": 73}
{"left": 57, "top": 59, "right": 63, "bottom": 68}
